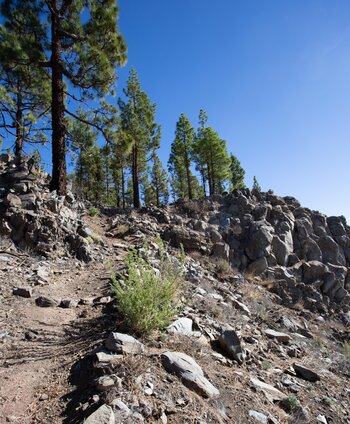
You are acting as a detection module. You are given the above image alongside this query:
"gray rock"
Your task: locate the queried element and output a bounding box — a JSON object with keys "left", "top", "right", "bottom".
{"left": 264, "top": 329, "right": 291, "bottom": 343}
{"left": 13, "top": 286, "right": 32, "bottom": 298}
{"left": 211, "top": 242, "right": 230, "bottom": 261}
{"left": 231, "top": 298, "right": 251, "bottom": 316}
{"left": 302, "top": 239, "right": 322, "bottom": 262}
{"left": 5, "top": 193, "right": 22, "bottom": 208}
{"left": 60, "top": 299, "right": 79, "bottom": 308}
{"left": 293, "top": 363, "right": 320, "bottom": 382}
{"left": 249, "top": 410, "right": 268, "bottom": 423}
{"left": 105, "top": 332, "right": 144, "bottom": 354}
{"left": 250, "top": 377, "right": 285, "bottom": 402}
{"left": 35, "top": 296, "right": 60, "bottom": 307}
{"left": 163, "top": 226, "right": 207, "bottom": 252}
{"left": 318, "top": 235, "right": 346, "bottom": 266}
{"left": 96, "top": 375, "right": 119, "bottom": 392}
{"left": 167, "top": 317, "right": 193, "bottom": 335}
{"left": 218, "top": 328, "right": 244, "bottom": 363}
{"left": 303, "top": 261, "right": 328, "bottom": 283}
{"left": 247, "top": 257, "right": 268, "bottom": 275}
{"left": 161, "top": 351, "right": 219, "bottom": 398}
{"left": 245, "top": 222, "right": 274, "bottom": 261}
{"left": 272, "top": 236, "right": 289, "bottom": 266}
{"left": 327, "top": 216, "right": 346, "bottom": 237}
{"left": 84, "top": 404, "right": 115, "bottom": 424}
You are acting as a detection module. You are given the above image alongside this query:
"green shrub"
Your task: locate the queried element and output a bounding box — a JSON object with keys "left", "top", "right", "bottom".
{"left": 280, "top": 396, "right": 300, "bottom": 412}
{"left": 111, "top": 238, "right": 185, "bottom": 335}
{"left": 88, "top": 206, "right": 99, "bottom": 217}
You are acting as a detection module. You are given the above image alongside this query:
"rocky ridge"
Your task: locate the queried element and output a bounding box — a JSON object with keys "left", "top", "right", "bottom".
{"left": 0, "top": 160, "right": 350, "bottom": 423}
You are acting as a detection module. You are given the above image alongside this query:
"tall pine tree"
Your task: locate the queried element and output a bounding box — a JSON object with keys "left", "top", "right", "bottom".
{"left": 193, "top": 110, "right": 230, "bottom": 196}
{"left": 0, "top": 0, "right": 50, "bottom": 156}
{"left": 229, "top": 153, "right": 246, "bottom": 190}
{"left": 1, "top": 0, "right": 127, "bottom": 194}
{"left": 168, "top": 113, "right": 198, "bottom": 201}
{"left": 118, "top": 68, "right": 161, "bottom": 208}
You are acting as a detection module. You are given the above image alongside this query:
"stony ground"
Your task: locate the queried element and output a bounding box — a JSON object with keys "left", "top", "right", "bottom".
{"left": 0, "top": 212, "right": 349, "bottom": 424}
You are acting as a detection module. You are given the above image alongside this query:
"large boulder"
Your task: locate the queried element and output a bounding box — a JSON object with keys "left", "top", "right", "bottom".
{"left": 162, "top": 226, "right": 207, "bottom": 252}
{"left": 245, "top": 221, "right": 274, "bottom": 261}
{"left": 318, "top": 236, "right": 346, "bottom": 266}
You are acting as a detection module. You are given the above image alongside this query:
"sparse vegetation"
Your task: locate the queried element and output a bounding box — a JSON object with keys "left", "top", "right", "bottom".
{"left": 280, "top": 395, "right": 300, "bottom": 412}
{"left": 212, "top": 257, "right": 232, "bottom": 275}
{"left": 88, "top": 206, "right": 99, "bottom": 217}
{"left": 111, "top": 238, "right": 185, "bottom": 335}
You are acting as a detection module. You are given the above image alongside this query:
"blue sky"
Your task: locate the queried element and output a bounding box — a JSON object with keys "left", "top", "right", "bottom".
{"left": 1, "top": 1, "right": 350, "bottom": 219}
{"left": 116, "top": 0, "right": 350, "bottom": 219}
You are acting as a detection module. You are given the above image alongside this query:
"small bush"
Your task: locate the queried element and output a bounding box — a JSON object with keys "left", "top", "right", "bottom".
{"left": 111, "top": 238, "right": 185, "bottom": 335}
{"left": 212, "top": 258, "right": 232, "bottom": 275}
{"left": 280, "top": 396, "right": 300, "bottom": 412}
{"left": 88, "top": 206, "right": 99, "bottom": 217}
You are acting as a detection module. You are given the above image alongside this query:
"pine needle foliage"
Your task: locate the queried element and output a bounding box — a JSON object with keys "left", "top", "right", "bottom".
{"left": 111, "top": 238, "right": 185, "bottom": 335}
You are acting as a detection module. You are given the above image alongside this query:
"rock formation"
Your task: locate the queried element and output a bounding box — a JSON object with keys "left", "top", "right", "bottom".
{"left": 0, "top": 154, "right": 93, "bottom": 261}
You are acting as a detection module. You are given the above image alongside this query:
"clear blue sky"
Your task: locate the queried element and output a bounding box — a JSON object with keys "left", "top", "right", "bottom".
{"left": 116, "top": 0, "right": 350, "bottom": 220}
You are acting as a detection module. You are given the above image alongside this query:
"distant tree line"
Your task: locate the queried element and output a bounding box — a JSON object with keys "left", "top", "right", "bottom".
{"left": 0, "top": 0, "right": 261, "bottom": 207}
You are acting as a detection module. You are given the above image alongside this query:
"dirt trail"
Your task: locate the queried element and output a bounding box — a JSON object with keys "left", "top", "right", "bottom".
{"left": 0, "top": 215, "right": 122, "bottom": 423}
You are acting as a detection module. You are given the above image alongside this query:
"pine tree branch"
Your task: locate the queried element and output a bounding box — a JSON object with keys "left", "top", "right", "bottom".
{"left": 65, "top": 108, "right": 110, "bottom": 142}
{"left": 59, "top": 29, "right": 86, "bottom": 42}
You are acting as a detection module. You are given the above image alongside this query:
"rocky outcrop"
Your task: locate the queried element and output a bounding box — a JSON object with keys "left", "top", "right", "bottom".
{"left": 0, "top": 154, "right": 93, "bottom": 261}
{"left": 140, "top": 189, "right": 350, "bottom": 312}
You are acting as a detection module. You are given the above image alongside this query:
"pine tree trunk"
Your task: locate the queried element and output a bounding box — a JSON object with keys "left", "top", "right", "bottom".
{"left": 185, "top": 154, "right": 192, "bottom": 200}
{"left": 14, "top": 81, "right": 23, "bottom": 157}
{"left": 132, "top": 144, "right": 140, "bottom": 208}
{"left": 201, "top": 169, "right": 206, "bottom": 197}
{"left": 156, "top": 185, "right": 160, "bottom": 207}
{"left": 50, "top": 2, "right": 67, "bottom": 195}
{"left": 121, "top": 167, "right": 125, "bottom": 209}
{"left": 207, "top": 161, "right": 213, "bottom": 196}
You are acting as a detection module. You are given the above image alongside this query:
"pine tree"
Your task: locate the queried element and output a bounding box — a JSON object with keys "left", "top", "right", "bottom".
{"left": 110, "top": 129, "right": 131, "bottom": 208}
{"left": 148, "top": 154, "right": 169, "bottom": 206}
{"left": 1, "top": 0, "right": 127, "bottom": 195}
{"left": 229, "top": 153, "right": 246, "bottom": 190}
{"left": 68, "top": 113, "right": 105, "bottom": 201}
{"left": 118, "top": 68, "right": 161, "bottom": 208}
{"left": 193, "top": 110, "right": 230, "bottom": 196}
{"left": 168, "top": 113, "right": 198, "bottom": 201}
{"left": 0, "top": 0, "right": 50, "bottom": 156}
{"left": 253, "top": 176, "right": 261, "bottom": 192}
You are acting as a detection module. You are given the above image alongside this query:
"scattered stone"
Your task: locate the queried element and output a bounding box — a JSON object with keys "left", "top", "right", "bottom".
{"left": 230, "top": 298, "right": 251, "bottom": 316}
{"left": 250, "top": 377, "right": 285, "bottom": 402}
{"left": 293, "top": 364, "right": 321, "bottom": 382}
{"left": 59, "top": 298, "right": 79, "bottom": 308}
{"left": 161, "top": 351, "right": 219, "bottom": 398}
{"left": 264, "top": 329, "right": 291, "bottom": 343}
{"left": 218, "top": 328, "right": 244, "bottom": 364}
{"left": 12, "top": 286, "right": 32, "bottom": 298}
{"left": 249, "top": 410, "right": 268, "bottom": 423}
{"left": 35, "top": 296, "right": 60, "bottom": 307}
{"left": 105, "top": 332, "right": 144, "bottom": 354}
{"left": 96, "top": 376, "right": 119, "bottom": 392}
{"left": 84, "top": 404, "right": 115, "bottom": 424}
{"left": 39, "top": 393, "right": 48, "bottom": 401}
{"left": 167, "top": 317, "right": 193, "bottom": 335}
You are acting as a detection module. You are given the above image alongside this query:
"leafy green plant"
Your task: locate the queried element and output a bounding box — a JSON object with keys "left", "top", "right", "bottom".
{"left": 88, "top": 206, "right": 99, "bottom": 217}
{"left": 111, "top": 238, "right": 185, "bottom": 335}
{"left": 281, "top": 396, "right": 300, "bottom": 412}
